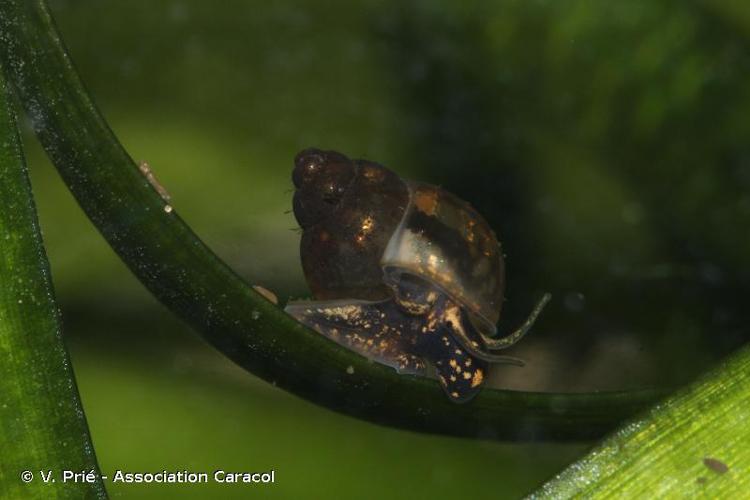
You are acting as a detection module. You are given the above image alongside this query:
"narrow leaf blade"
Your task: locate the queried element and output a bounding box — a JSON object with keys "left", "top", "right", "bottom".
{"left": 531, "top": 344, "right": 750, "bottom": 497}
{"left": 0, "top": 65, "right": 106, "bottom": 498}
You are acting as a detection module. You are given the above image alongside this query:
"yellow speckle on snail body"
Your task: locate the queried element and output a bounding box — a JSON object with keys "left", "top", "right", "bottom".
{"left": 471, "top": 369, "right": 484, "bottom": 388}
{"left": 449, "top": 359, "right": 462, "bottom": 373}
{"left": 346, "top": 365, "right": 355, "bottom": 375}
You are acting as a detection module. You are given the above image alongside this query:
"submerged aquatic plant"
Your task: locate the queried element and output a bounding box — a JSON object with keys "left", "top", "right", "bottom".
{"left": 0, "top": 65, "right": 105, "bottom": 499}
{"left": 0, "top": 0, "right": 747, "bottom": 497}
{"left": 0, "top": 0, "right": 660, "bottom": 442}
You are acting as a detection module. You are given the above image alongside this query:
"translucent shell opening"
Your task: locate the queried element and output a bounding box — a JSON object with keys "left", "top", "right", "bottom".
{"left": 381, "top": 182, "right": 505, "bottom": 335}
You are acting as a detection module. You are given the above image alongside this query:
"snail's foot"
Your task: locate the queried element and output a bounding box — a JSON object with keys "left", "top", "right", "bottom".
{"left": 285, "top": 298, "right": 426, "bottom": 375}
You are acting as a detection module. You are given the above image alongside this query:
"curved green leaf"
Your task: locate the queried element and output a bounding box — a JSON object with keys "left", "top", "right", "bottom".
{"left": 0, "top": 65, "right": 106, "bottom": 498}
{"left": 0, "top": 0, "right": 664, "bottom": 441}
{"left": 532, "top": 343, "right": 750, "bottom": 497}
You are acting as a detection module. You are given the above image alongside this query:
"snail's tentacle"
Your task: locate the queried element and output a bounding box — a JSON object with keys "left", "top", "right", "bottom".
{"left": 284, "top": 298, "right": 427, "bottom": 375}
{"left": 447, "top": 327, "right": 526, "bottom": 365}
{"left": 432, "top": 295, "right": 526, "bottom": 367}
{"left": 482, "top": 293, "right": 551, "bottom": 350}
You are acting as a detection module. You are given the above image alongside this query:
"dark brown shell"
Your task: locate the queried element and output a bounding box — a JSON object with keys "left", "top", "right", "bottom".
{"left": 293, "top": 149, "right": 505, "bottom": 333}
{"left": 293, "top": 149, "right": 409, "bottom": 301}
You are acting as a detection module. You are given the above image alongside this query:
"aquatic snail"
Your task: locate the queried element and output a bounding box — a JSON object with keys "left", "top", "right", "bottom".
{"left": 285, "top": 148, "right": 550, "bottom": 402}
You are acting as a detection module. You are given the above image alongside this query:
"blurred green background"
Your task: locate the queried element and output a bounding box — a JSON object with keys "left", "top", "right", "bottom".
{"left": 19, "top": 0, "right": 750, "bottom": 497}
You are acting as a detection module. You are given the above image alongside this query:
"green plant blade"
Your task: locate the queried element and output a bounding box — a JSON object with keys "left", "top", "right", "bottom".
{"left": 0, "top": 66, "right": 106, "bottom": 498}
{"left": 531, "top": 343, "right": 750, "bottom": 497}
{"left": 0, "top": 0, "right": 664, "bottom": 441}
